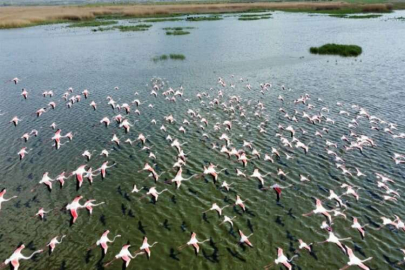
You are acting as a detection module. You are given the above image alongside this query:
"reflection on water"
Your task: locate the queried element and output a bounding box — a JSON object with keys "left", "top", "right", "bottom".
{"left": 0, "top": 11, "right": 404, "bottom": 270}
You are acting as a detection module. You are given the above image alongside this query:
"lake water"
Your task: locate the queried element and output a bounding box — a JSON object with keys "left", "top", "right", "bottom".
{"left": 0, "top": 11, "right": 405, "bottom": 270}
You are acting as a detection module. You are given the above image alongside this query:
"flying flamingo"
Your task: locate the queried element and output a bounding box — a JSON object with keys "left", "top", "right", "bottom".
{"left": 139, "top": 236, "right": 158, "bottom": 258}
{"left": 17, "top": 147, "right": 28, "bottom": 160}
{"left": 169, "top": 167, "right": 197, "bottom": 189}
{"left": 3, "top": 244, "right": 43, "bottom": 270}
{"left": 96, "top": 230, "right": 121, "bottom": 255}
{"left": 203, "top": 203, "right": 229, "bottom": 216}
{"left": 179, "top": 232, "right": 210, "bottom": 254}
{"left": 111, "top": 244, "right": 143, "bottom": 268}
{"left": 317, "top": 231, "right": 351, "bottom": 254}
{"left": 66, "top": 195, "right": 84, "bottom": 224}
{"left": 10, "top": 116, "right": 21, "bottom": 126}
{"left": 47, "top": 235, "right": 66, "bottom": 253}
{"left": 266, "top": 247, "right": 298, "bottom": 270}
{"left": 239, "top": 230, "right": 253, "bottom": 247}
{"left": 203, "top": 164, "right": 227, "bottom": 182}
{"left": 219, "top": 215, "right": 237, "bottom": 227}
{"left": 302, "top": 198, "right": 333, "bottom": 223}
{"left": 340, "top": 245, "right": 372, "bottom": 270}
{"left": 70, "top": 165, "right": 87, "bottom": 187}
{"left": 95, "top": 161, "right": 116, "bottom": 179}
{"left": 0, "top": 189, "right": 17, "bottom": 211}
{"left": 84, "top": 199, "right": 105, "bottom": 214}
{"left": 234, "top": 195, "right": 248, "bottom": 212}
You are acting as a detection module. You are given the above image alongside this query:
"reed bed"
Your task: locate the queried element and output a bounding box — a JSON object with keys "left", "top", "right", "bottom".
{"left": 0, "top": 2, "right": 395, "bottom": 29}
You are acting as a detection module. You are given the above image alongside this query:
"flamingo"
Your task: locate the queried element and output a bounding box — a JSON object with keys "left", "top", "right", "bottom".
{"left": 96, "top": 230, "right": 121, "bottom": 255}
{"left": 340, "top": 245, "right": 372, "bottom": 270}
{"left": 0, "top": 189, "right": 17, "bottom": 210}
{"left": 4, "top": 244, "right": 43, "bottom": 270}
{"left": 66, "top": 195, "right": 84, "bottom": 223}
{"left": 139, "top": 236, "right": 158, "bottom": 258}
{"left": 47, "top": 235, "right": 66, "bottom": 253}
{"left": 239, "top": 230, "right": 253, "bottom": 247}
{"left": 114, "top": 245, "right": 143, "bottom": 268}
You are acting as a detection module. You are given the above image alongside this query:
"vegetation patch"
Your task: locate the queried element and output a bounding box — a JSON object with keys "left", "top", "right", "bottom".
{"left": 68, "top": 20, "right": 118, "bottom": 28}
{"left": 91, "top": 26, "right": 115, "bottom": 32}
{"left": 166, "top": 30, "right": 190, "bottom": 35}
{"left": 330, "top": 14, "right": 382, "bottom": 19}
{"left": 152, "top": 54, "right": 186, "bottom": 62}
{"left": 115, "top": 24, "right": 152, "bottom": 32}
{"left": 186, "top": 16, "right": 222, "bottom": 21}
{"left": 310, "top": 44, "right": 362, "bottom": 57}
{"left": 238, "top": 16, "right": 271, "bottom": 21}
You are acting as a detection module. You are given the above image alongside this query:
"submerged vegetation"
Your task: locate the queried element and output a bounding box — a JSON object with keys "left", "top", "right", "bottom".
{"left": 238, "top": 14, "right": 272, "bottom": 21}
{"left": 330, "top": 14, "right": 382, "bottom": 19}
{"left": 152, "top": 54, "right": 186, "bottom": 62}
{"left": 115, "top": 24, "right": 152, "bottom": 32}
{"left": 68, "top": 20, "right": 117, "bottom": 28}
{"left": 186, "top": 16, "right": 223, "bottom": 21}
{"left": 310, "top": 44, "right": 362, "bottom": 57}
{"left": 166, "top": 30, "right": 190, "bottom": 35}
{"left": 164, "top": 27, "right": 194, "bottom": 36}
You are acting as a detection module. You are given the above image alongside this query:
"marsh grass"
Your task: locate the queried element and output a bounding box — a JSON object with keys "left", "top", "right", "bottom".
{"left": 152, "top": 54, "right": 186, "bottom": 62}
{"left": 310, "top": 44, "right": 362, "bottom": 57}
{"left": 330, "top": 14, "right": 382, "bottom": 18}
{"left": 0, "top": 3, "right": 396, "bottom": 29}
{"left": 166, "top": 30, "right": 190, "bottom": 35}
{"left": 186, "top": 16, "right": 222, "bottom": 21}
{"left": 115, "top": 24, "right": 152, "bottom": 32}
{"left": 68, "top": 20, "right": 118, "bottom": 28}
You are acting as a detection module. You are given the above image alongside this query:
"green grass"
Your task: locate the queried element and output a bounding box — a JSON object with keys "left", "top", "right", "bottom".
{"left": 68, "top": 20, "right": 118, "bottom": 28}
{"left": 115, "top": 24, "right": 152, "bottom": 32}
{"left": 239, "top": 13, "right": 272, "bottom": 17}
{"left": 186, "top": 16, "right": 222, "bottom": 21}
{"left": 166, "top": 30, "right": 190, "bottom": 35}
{"left": 330, "top": 14, "right": 382, "bottom": 18}
{"left": 310, "top": 44, "right": 362, "bottom": 57}
{"left": 152, "top": 54, "right": 186, "bottom": 62}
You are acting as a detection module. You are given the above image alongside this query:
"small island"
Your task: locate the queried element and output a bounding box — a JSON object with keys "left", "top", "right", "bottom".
{"left": 310, "top": 43, "right": 362, "bottom": 57}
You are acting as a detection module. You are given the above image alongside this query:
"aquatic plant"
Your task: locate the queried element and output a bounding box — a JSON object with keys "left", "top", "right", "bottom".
{"left": 310, "top": 44, "right": 362, "bottom": 57}
{"left": 238, "top": 16, "right": 271, "bottom": 21}
{"left": 162, "top": 27, "right": 195, "bottom": 30}
{"left": 186, "top": 16, "right": 222, "bottom": 21}
{"left": 68, "top": 20, "right": 117, "bottom": 28}
{"left": 330, "top": 14, "right": 382, "bottom": 19}
{"left": 169, "top": 54, "right": 186, "bottom": 60}
{"left": 166, "top": 30, "right": 190, "bottom": 35}
{"left": 115, "top": 24, "right": 152, "bottom": 32}
{"left": 152, "top": 54, "right": 186, "bottom": 62}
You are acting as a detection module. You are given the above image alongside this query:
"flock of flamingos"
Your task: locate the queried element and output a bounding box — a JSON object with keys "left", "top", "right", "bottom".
{"left": 1, "top": 75, "right": 404, "bottom": 270}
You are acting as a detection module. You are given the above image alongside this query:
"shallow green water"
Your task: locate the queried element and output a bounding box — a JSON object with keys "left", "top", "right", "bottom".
{"left": 0, "top": 11, "right": 404, "bottom": 270}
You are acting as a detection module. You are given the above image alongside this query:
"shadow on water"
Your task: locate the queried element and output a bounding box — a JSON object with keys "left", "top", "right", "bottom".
{"left": 226, "top": 247, "right": 246, "bottom": 262}
{"left": 169, "top": 248, "right": 180, "bottom": 261}
{"left": 138, "top": 221, "right": 146, "bottom": 234}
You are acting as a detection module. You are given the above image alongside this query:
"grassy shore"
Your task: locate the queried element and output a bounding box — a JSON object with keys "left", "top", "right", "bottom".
{"left": 0, "top": 2, "right": 401, "bottom": 29}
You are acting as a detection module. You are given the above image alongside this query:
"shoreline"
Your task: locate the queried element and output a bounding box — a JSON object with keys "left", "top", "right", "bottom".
{"left": 0, "top": 2, "right": 400, "bottom": 29}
